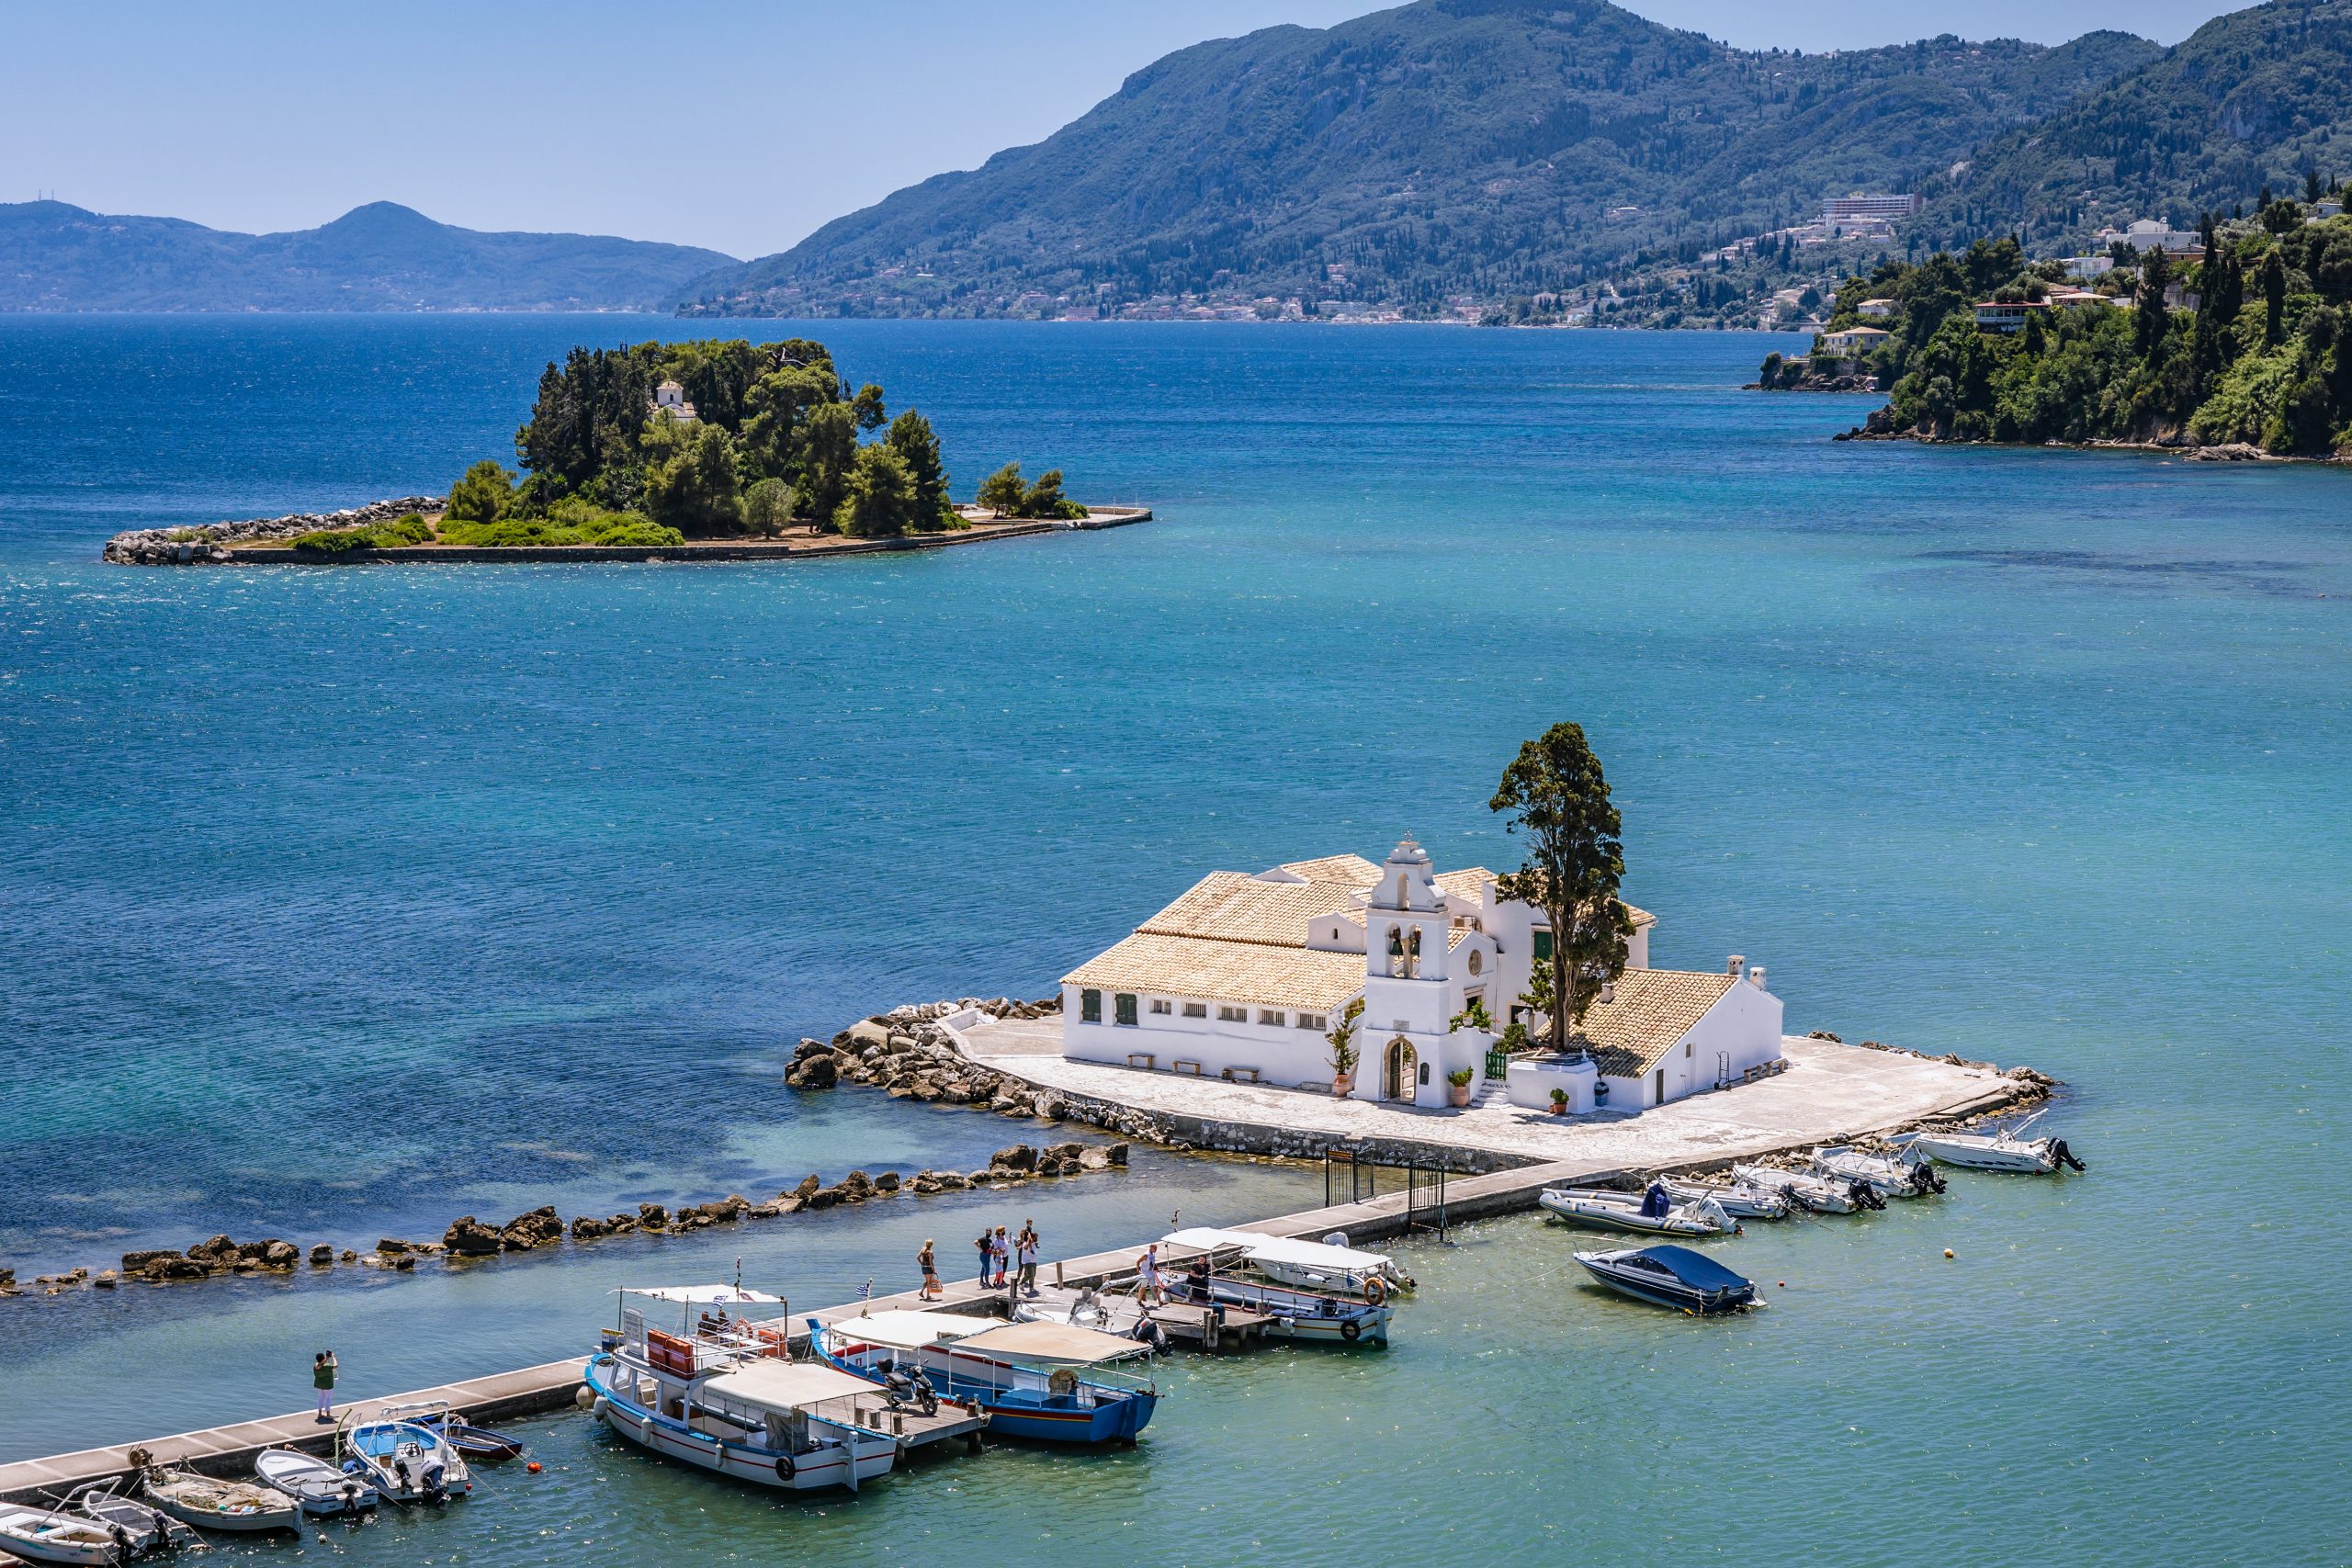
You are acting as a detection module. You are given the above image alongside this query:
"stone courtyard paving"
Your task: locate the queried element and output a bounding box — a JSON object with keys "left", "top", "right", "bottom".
{"left": 957, "top": 1021, "right": 2023, "bottom": 1171}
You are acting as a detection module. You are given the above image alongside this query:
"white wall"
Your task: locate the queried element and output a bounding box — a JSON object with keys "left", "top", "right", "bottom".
{"left": 1059, "top": 983, "right": 1346, "bottom": 1084}
{"left": 1607, "top": 976, "right": 1785, "bottom": 1108}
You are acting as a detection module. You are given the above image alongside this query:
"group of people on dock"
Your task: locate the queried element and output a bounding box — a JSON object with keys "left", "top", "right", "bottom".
{"left": 914, "top": 1222, "right": 1042, "bottom": 1301}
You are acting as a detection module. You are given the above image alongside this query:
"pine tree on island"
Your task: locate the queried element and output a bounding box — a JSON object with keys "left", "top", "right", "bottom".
{"left": 1488, "top": 721, "right": 1634, "bottom": 1059}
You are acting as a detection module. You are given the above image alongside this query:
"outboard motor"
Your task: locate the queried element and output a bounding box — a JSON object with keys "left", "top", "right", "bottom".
{"left": 392, "top": 1458, "right": 413, "bottom": 1495}
{"left": 1131, "top": 1316, "right": 1170, "bottom": 1356}
{"left": 2052, "top": 1138, "right": 2086, "bottom": 1171}
{"left": 1913, "top": 1162, "right": 1946, "bottom": 1195}
{"left": 422, "top": 1463, "right": 447, "bottom": 1504}
{"left": 1850, "top": 1181, "right": 1886, "bottom": 1212}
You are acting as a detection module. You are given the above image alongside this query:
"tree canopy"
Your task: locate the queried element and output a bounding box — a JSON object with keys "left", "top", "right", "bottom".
{"left": 1489, "top": 722, "right": 1633, "bottom": 1057}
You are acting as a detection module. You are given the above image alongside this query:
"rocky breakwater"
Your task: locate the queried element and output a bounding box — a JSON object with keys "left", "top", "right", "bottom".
{"left": 102, "top": 496, "right": 441, "bottom": 564}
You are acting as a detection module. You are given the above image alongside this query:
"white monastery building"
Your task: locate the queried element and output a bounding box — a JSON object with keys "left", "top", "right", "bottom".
{"left": 1060, "top": 840, "right": 1783, "bottom": 1112}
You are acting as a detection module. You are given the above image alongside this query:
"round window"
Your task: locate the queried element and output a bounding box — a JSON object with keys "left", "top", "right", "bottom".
{"left": 1466, "top": 951, "right": 1483, "bottom": 976}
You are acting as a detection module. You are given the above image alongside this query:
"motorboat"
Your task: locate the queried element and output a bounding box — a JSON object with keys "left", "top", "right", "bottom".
{"left": 1904, "top": 1111, "right": 2084, "bottom": 1174}
{"left": 1658, "top": 1175, "right": 1791, "bottom": 1220}
{"left": 1729, "top": 1163, "right": 1884, "bottom": 1213}
{"left": 337, "top": 1403, "right": 473, "bottom": 1503}
{"left": 139, "top": 1464, "right": 302, "bottom": 1534}
{"left": 58, "top": 1479, "right": 195, "bottom": 1557}
{"left": 1161, "top": 1226, "right": 1415, "bottom": 1300}
{"left": 1014, "top": 1283, "right": 1151, "bottom": 1337}
{"left": 1574, "top": 1246, "right": 1758, "bottom": 1314}
{"left": 812, "top": 1309, "right": 1159, "bottom": 1444}
{"left": 1160, "top": 1271, "right": 1393, "bottom": 1345}
{"left": 423, "top": 1412, "right": 527, "bottom": 1461}
{"left": 1811, "top": 1144, "right": 1944, "bottom": 1199}
{"left": 0, "top": 1504, "right": 127, "bottom": 1565}
{"left": 1540, "top": 1183, "right": 1738, "bottom": 1236}
{"left": 586, "top": 1283, "right": 899, "bottom": 1492}
{"left": 254, "top": 1448, "right": 379, "bottom": 1517}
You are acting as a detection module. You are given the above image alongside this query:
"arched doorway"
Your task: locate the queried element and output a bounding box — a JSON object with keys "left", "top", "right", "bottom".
{"left": 1384, "top": 1036, "right": 1417, "bottom": 1102}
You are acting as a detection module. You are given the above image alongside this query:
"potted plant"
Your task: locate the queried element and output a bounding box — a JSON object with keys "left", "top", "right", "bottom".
{"left": 1326, "top": 998, "right": 1363, "bottom": 1098}
{"left": 1548, "top": 1087, "right": 1569, "bottom": 1116}
{"left": 1446, "top": 1066, "right": 1476, "bottom": 1108}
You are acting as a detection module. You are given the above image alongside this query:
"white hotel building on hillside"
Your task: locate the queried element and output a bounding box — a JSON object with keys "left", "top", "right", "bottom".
{"left": 1060, "top": 840, "right": 1783, "bottom": 1112}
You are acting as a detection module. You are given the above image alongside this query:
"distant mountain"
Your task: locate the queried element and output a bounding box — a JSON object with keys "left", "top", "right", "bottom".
{"left": 0, "top": 201, "right": 736, "bottom": 312}
{"left": 1915, "top": 0, "right": 2352, "bottom": 251}
{"left": 678, "top": 0, "right": 2159, "bottom": 320}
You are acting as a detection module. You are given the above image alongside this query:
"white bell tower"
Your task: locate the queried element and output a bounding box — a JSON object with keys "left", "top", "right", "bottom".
{"left": 1360, "top": 839, "right": 1451, "bottom": 1105}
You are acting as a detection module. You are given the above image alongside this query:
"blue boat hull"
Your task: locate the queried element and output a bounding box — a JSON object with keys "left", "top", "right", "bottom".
{"left": 813, "top": 1345, "right": 1156, "bottom": 1445}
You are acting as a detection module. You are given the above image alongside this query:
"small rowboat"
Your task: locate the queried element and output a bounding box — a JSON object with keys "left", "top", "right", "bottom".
{"left": 1575, "top": 1246, "right": 1758, "bottom": 1314}
{"left": 59, "top": 1479, "right": 195, "bottom": 1557}
{"left": 1658, "top": 1175, "right": 1791, "bottom": 1220}
{"left": 140, "top": 1464, "right": 302, "bottom": 1534}
{"left": 0, "top": 1504, "right": 126, "bottom": 1566}
{"left": 254, "top": 1448, "right": 379, "bottom": 1517}
{"left": 1540, "top": 1184, "right": 1738, "bottom": 1236}
{"left": 424, "top": 1412, "right": 527, "bottom": 1461}
{"left": 1904, "top": 1111, "right": 2085, "bottom": 1174}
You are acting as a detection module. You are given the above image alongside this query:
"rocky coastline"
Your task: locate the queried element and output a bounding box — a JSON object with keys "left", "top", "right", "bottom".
{"left": 1825, "top": 415, "right": 2346, "bottom": 464}
{"left": 101, "top": 498, "right": 443, "bottom": 565}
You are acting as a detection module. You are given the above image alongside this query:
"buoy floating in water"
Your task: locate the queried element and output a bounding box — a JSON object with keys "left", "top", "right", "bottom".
{"left": 1943, "top": 1249, "right": 1955, "bottom": 1258}
{"left": 526, "top": 1461, "right": 543, "bottom": 1473}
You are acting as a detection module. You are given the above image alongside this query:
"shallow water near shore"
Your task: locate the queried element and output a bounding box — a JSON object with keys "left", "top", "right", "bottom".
{"left": 2, "top": 317, "right": 2348, "bottom": 1562}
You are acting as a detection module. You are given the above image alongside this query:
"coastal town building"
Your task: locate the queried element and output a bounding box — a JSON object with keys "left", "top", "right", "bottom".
{"left": 2096, "top": 219, "right": 2200, "bottom": 255}
{"left": 1819, "top": 325, "right": 1890, "bottom": 355}
{"left": 2062, "top": 255, "right": 2116, "bottom": 279}
{"left": 1821, "top": 193, "right": 1921, "bottom": 223}
{"left": 1973, "top": 300, "right": 2048, "bottom": 333}
{"left": 1856, "top": 299, "right": 1897, "bottom": 319}
{"left": 1059, "top": 839, "right": 1782, "bottom": 1111}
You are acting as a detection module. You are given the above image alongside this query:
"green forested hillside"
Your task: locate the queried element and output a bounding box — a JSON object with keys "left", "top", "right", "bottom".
{"left": 681, "top": 0, "right": 2154, "bottom": 319}
{"left": 1913, "top": 0, "right": 2352, "bottom": 254}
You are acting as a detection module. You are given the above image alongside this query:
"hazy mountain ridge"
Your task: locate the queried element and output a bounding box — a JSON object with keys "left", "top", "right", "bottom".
{"left": 679, "top": 0, "right": 2161, "bottom": 319}
{"left": 0, "top": 200, "right": 736, "bottom": 312}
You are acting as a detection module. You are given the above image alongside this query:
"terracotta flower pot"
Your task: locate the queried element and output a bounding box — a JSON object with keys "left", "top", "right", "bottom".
{"left": 1332, "top": 1073, "right": 1355, "bottom": 1097}
{"left": 1449, "top": 1084, "right": 1473, "bottom": 1108}
{"left": 1548, "top": 1099, "right": 1569, "bottom": 1115}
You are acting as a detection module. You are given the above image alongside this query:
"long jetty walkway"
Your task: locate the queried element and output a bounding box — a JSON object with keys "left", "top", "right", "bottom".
{"left": 0, "top": 1037, "right": 2025, "bottom": 1505}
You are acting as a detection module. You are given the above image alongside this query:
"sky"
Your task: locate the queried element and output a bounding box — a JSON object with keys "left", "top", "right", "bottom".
{"left": 5, "top": 0, "right": 2235, "bottom": 260}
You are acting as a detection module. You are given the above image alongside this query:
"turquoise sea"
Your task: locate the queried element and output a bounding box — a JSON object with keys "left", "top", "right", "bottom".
{"left": 1, "top": 317, "right": 2346, "bottom": 1564}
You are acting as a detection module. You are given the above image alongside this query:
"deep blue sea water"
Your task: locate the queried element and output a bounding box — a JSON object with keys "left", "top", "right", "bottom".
{"left": 1, "top": 317, "right": 2346, "bottom": 1563}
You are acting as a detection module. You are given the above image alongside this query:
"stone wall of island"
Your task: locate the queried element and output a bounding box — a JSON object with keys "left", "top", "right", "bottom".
{"left": 102, "top": 497, "right": 442, "bottom": 564}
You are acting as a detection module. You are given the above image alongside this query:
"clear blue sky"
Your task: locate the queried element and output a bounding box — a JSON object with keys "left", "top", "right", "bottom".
{"left": 4, "top": 0, "right": 2233, "bottom": 259}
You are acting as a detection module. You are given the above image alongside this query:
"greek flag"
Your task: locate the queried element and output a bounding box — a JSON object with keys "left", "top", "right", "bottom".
{"left": 858, "top": 1277, "right": 874, "bottom": 1303}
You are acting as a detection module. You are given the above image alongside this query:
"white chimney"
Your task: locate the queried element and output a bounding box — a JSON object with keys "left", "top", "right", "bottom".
{"left": 1748, "top": 964, "right": 1768, "bottom": 991}
{"left": 1726, "top": 954, "right": 1747, "bottom": 979}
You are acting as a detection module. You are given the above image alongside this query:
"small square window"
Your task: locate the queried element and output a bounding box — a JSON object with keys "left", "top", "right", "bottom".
{"left": 1532, "top": 928, "right": 1554, "bottom": 962}
{"left": 1114, "top": 993, "right": 1138, "bottom": 1027}
{"left": 1149, "top": 998, "right": 1172, "bottom": 1015}
{"left": 1182, "top": 1002, "right": 1207, "bottom": 1019}
{"left": 1258, "top": 1010, "right": 1284, "bottom": 1027}
{"left": 1295, "top": 1013, "right": 1326, "bottom": 1031}
{"left": 1217, "top": 1005, "right": 1246, "bottom": 1022}
{"left": 1080, "top": 988, "right": 1101, "bottom": 1023}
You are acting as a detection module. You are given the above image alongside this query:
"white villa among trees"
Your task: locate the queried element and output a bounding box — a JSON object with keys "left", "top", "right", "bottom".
{"left": 1060, "top": 839, "right": 1783, "bottom": 1111}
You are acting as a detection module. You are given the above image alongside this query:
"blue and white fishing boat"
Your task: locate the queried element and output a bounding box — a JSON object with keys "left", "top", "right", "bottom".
{"left": 1160, "top": 1270, "right": 1393, "bottom": 1344}
{"left": 811, "top": 1310, "right": 1159, "bottom": 1445}
{"left": 1574, "top": 1246, "right": 1758, "bottom": 1314}
{"left": 336, "top": 1402, "right": 473, "bottom": 1503}
{"left": 586, "top": 1285, "right": 899, "bottom": 1494}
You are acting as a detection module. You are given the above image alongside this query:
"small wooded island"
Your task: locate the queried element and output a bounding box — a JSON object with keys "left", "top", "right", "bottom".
{"left": 104, "top": 335, "right": 1141, "bottom": 565}
{"left": 1757, "top": 192, "right": 2351, "bottom": 461}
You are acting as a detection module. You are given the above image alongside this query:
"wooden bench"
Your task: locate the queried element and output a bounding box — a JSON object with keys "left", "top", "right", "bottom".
{"left": 1221, "top": 1066, "right": 1261, "bottom": 1084}
{"left": 1125, "top": 1053, "right": 1156, "bottom": 1071}
{"left": 1171, "top": 1059, "right": 1204, "bottom": 1076}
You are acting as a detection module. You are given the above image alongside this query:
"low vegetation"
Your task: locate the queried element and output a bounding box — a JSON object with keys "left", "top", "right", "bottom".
{"left": 1761, "top": 196, "right": 2352, "bottom": 457}
{"left": 289, "top": 512, "right": 435, "bottom": 553}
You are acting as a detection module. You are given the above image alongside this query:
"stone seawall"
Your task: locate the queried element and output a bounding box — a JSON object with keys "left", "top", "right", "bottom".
{"left": 103, "top": 497, "right": 442, "bottom": 563}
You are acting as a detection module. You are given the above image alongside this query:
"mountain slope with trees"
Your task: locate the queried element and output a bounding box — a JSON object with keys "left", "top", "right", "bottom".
{"left": 0, "top": 200, "right": 735, "bottom": 312}
{"left": 1909, "top": 0, "right": 2352, "bottom": 255}
{"left": 680, "top": 0, "right": 2157, "bottom": 320}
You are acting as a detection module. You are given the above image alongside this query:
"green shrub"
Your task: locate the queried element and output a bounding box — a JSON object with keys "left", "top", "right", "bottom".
{"left": 742, "top": 477, "right": 798, "bottom": 536}
{"left": 290, "top": 528, "right": 372, "bottom": 553}
{"left": 446, "top": 459, "right": 516, "bottom": 524}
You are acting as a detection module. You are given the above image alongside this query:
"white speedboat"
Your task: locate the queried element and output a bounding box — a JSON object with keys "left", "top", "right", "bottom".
{"left": 1905, "top": 1111, "right": 2084, "bottom": 1174}
{"left": 254, "top": 1447, "right": 379, "bottom": 1517}
{"left": 1729, "top": 1163, "right": 1884, "bottom": 1213}
{"left": 140, "top": 1464, "right": 302, "bottom": 1534}
{"left": 1541, "top": 1184, "right": 1738, "bottom": 1236}
{"left": 60, "top": 1479, "right": 195, "bottom": 1557}
{"left": 1659, "top": 1175, "right": 1791, "bottom": 1220}
{"left": 0, "top": 1504, "right": 125, "bottom": 1566}
{"left": 1161, "top": 1226, "right": 1415, "bottom": 1299}
{"left": 588, "top": 1284, "right": 900, "bottom": 1490}
{"left": 339, "top": 1402, "right": 473, "bottom": 1503}
{"left": 1015, "top": 1283, "right": 1153, "bottom": 1337}
{"left": 1811, "top": 1145, "right": 1944, "bottom": 1199}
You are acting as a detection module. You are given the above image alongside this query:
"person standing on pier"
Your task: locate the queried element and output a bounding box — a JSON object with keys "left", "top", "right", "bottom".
{"left": 312, "top": 1349, "right": 338, "bottom": 1422}
{"left": 1136, "top": 1243, "right": 1163, "bottom": 1306}
{"left": 1016, "top": 1222, "right": 1039, "bottom": 1298}
{"left": 919, "top": 1239, "right": 942, "bottom": 1301}
{"left": 974, "top": 1229, "right": 994, "bottom": 1289}
{"left": 991, "top": 1224, "right": 1012, "bottom": 1289}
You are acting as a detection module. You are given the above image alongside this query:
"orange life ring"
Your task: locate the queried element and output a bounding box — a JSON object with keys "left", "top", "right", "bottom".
{"left": 1363, "top": 1276, "right": 1387, "bottom": 1307}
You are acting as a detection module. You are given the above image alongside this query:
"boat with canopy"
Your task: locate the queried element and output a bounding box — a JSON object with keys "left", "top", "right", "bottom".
{"left": 1161, "top": 1226, "right": 1414, "bottom": 1300}
{"left": 810, "top": 1310, "right": 1159, "bottom": 1445}
{"left": 585, "top": 1283, "right": 899, "bottom": 1493}
{"left": 1574, "top": 1246, "right": 1758, "bottom": 1314}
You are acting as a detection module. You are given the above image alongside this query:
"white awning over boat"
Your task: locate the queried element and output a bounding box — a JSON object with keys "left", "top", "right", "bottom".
{"left": 1163, "top": 1226, "right": 1393, "bottom": 1270}
{"left": 617, "top": 1284, "right": 786, "bottom": 1304}
{"left": 955, "top": 1320, "right": 1150, "bottom": 1365}
{"left": 702, "top": 1360, "right": 876, "bottom": 1412}
{"left": 822, "top": 1310, "right": 992, "bottom": 1350}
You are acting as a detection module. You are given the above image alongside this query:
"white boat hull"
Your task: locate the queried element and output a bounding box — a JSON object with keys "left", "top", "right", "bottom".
{"left": 594, "top": 1392, "right": 898, "bottom": 1492}
{"left": 1811, "top": 1146, "right": 1942, "bottom": 1198}
{"left": 1659, "top": 1177, "right": 1790, "bottom": 1220}
{"left": 0, "top": 1506, "right": 122, "bottom": 1566}
{"left": 1729, "top": 1165, "right": 1864, "bottom": 1213}
{"left": 254, "top": 1449, "right": 379, "bottom": 1517}
{"left": 1541, "top": 1189, "right": 1736, "bottom": 1236}
{"left": 1907, "top": 1133, "right": 2058, "bottom": 1173}
{"left": 140, "top": 1478, "right": 301, "bottom": 1535}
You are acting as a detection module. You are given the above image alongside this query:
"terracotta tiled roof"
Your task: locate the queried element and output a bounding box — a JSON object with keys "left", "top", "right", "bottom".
{"left": 1432, "top": 867, "right": 1494, "bottom": 899}
{"left": 1138, "top": 872, "right": 1363, "bottom": 948}
{"left": 1061, "top": 932, "right": 1364, "bottom": 1013}
{"left": 1566, "top": 968, "right": 1736, "bottom": 1077}
{"left": 1275, "top": 853, "right": 1382, "bottom": 886}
